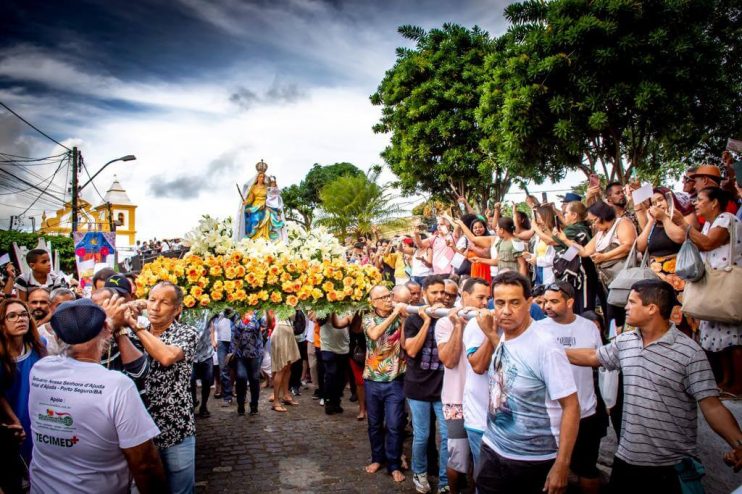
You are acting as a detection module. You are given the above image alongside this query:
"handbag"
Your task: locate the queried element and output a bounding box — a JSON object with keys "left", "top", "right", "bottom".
{"left": 607, "top": 239, "right": 658, "bottom": 307}
{"left": 682, "top": 219, "right": 742, "bottom": 324}
{"left": 225, "top": 352, "right": 237, "bottom": 369}
{"left": 675, "top": 230, "right": 705, "bottom": 282}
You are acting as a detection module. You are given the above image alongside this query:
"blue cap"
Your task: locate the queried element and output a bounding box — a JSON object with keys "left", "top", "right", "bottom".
{"left": 105, "top": 273, "right": 132, "bottom": 296}
{"left": 561, "top": 192, "right": 582, "bottom": 203}
{"left": 51, "top": 298, "right": 107, "bottom": 345}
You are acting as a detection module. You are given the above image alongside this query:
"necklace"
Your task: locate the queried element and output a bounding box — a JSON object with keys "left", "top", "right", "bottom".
{"left": 75, "top": 357, "right": 100, "bottom": 364}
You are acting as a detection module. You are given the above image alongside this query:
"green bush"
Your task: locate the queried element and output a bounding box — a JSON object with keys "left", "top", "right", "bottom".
{"left": 0, "top": 231, "right": 76, "bottom": 273}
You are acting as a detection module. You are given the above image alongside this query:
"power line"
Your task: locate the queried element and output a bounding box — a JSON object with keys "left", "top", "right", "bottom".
{"left": 81, "top": 156, "right": 105, "bottom": 202}
{"left": 0, "top": 151, "right": 68, "bottom": 161}
{"left": 18, "top": 156, "right": 68, "bottom": 216}
{"left": 0, "top": 168, "right": 66, "bottom": 203}
{"left": 0, "top": 102, "right": 71, "bottom": 151}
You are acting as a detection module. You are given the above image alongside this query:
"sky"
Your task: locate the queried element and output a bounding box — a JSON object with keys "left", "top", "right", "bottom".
{"left": 0, "top": 0, "right": 562, "bottom": 241}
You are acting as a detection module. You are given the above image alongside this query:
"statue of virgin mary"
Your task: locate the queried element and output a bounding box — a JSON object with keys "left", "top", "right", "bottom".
{"left": 233, "top": 160, "right": 286, "bottom": 243}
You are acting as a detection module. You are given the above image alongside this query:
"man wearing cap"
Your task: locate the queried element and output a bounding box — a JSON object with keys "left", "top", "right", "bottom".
{"left": 689, "top": 164, "right": 739, "bottom": 216}
{"left": 28, "top": 298, "right": 166, "bottom": 493}
{"left": 127, "top": 281, "right": 199, "bottom": 494}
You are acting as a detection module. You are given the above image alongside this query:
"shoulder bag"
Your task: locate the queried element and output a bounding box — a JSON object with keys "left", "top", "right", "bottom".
{"left": 607, "top": 239, "right": 658, "bottom": 307}
{"left": 682, "top": 219, "right": 742, "bottom": 324}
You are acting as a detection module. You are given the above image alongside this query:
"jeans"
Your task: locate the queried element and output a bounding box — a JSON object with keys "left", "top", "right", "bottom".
{"left": 160, "top": 435, "right": 196, "bottom": 494}
{"left": 365, "top": 379, "right": 406, "bottom": 473}
{"left": 320, "top": 351, "right": 347, "bottom": 405}
{"left": 190, "top": 359, "right": 213, "bottom": 411}
{"left": 411, "top": 275, "right": 427, "bottom": 286}
{"left": 466, "top": 429, "right": 484, "bottom": 475}
{"left": 408, "top": 398, "right": 448, "bottom": 486}
{"left": 216, "top": 341, "right": 233, "bottom": 400}
{"left": 235, "top": 356, "right": 261, "bottom": 408}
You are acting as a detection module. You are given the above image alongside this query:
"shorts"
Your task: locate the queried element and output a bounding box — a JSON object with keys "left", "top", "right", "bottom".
{"left": 348, "top": 358, "right": 364, "bottom": 386}
{"left": 444, "top": 414, "right": 470, "bottom": 474}
{"left": 570, "top": 413, "right": 605, "bottom": 478}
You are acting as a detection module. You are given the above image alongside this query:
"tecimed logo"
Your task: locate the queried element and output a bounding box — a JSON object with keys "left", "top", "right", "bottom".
{"left": 38, "top": 409, "right": 73, "bottom": 427}
{"left": 35, "top": 433, "right": 79, "bottom": 448}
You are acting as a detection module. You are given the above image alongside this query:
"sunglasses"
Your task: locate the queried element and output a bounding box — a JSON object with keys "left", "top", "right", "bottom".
{"left": 546, "top": 283, "right": 571, "bottom": 297}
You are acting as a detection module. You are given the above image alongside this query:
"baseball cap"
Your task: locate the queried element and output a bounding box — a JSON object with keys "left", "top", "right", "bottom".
{"left": 51, "top": 298, "right": 107, "bottom": 344}
{"left": 104, "top": 273, "right": 132, "bottom": 295}
{"left": 560, "top": 192, "right": 582, "bottom": 203}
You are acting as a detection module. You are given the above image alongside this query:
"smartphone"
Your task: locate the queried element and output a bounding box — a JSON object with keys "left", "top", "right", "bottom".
{"left": 589, "top": 173, "right": 600, "bottom": 188}
{"left": 541, "top": 192, "right": 548, "bottom": 204}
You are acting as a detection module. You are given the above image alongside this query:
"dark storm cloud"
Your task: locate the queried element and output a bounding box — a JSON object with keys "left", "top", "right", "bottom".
{"left": 0, "top": 113, "right": 31, "bottom": 157}
{"left": 149, "top": 149, "right": 244, "bottom": 199}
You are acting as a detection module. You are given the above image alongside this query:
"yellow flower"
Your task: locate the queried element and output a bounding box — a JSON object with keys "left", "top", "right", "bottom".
{"left": 190, "top": 286, "right": 204, "bottom": 298}
{"left": 199, "top": 295, "right": 210, "bottom": 307}
{"left": 211, "top": 290, "right": 224, "bottom": 301}
{"left": 322, "top": 281, "right": 334, "bottom": 292}
{"left": 270, "top": 291, "right": 282, "bottom": 303}
{"left": 286, "top": 295, "right": 299, "bottom": 307}
{"left": 257, "top": 290, "right": 269, "bottom": 301}
{"left": 183, "top": 295, "right": 196, "bottom": 308}
{"left": 247, "top": 293, "right": 259, "bottom": 306}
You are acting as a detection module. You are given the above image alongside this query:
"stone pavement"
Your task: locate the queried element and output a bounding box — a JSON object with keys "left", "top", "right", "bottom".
{"left": 195, "top": 385, "right": 742, "bottom": 493}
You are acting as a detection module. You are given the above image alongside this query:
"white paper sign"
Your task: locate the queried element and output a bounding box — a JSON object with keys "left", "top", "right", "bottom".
{"left": 561, "top": 245, "right": 579, "bottom": 262}
{"left": 632, "top": 183, "right": 653, "bottom": 206}
{"left": 0, "top": 253, "right": 9, "bottom": 266}
{"left": 727, "top": 138, "right": 742, "bottom": 154}
{"left": 450, "top": 252, "right": 466, "bottom": 269}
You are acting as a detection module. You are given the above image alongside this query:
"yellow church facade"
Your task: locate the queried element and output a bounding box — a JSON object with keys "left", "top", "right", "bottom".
{"left": 40, "top": 177, "right": 137, "bottom": 247}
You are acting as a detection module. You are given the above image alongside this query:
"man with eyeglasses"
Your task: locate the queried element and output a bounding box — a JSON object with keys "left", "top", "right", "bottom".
{"left": 362, "top": 285, "right": 408, "bottom": 483}
{"left": 476, "top": 271, "right": 579, "bottom": 494}
{"left": 538, "top": 281, "right": 606, "bottom": 494}
{"left": 442, "top": 279, "right": 459, "bottom": 309}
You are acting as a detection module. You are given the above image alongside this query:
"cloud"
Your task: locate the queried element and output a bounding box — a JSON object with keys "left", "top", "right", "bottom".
{"left": 229, "top": 87, "right": 260, "bottom": 110}
{"left": 148, "top": 148, "right": 246, "bottom": 199}
{"left": 229, "top": 78, "right": 306, "bottom": 110}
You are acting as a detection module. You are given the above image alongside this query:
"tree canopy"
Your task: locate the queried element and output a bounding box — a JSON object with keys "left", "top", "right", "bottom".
{"left": 370, "top": 24, "right": 507, "bottom": 209}
{"left": 478, "top": 0, "right": 742, "bottom": 183}
{"left": 282, "top": 162, "right": 364, "bottom": 229}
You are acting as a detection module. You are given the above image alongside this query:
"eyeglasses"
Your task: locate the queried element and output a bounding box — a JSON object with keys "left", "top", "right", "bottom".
{"left": 371, "top": 294, "right": 392, "bottom": 301}
{"left": 5, "top": 311, "right": 30, "bottom": 321}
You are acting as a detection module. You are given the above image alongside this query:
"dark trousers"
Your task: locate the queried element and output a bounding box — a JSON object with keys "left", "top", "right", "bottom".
{"left": 217, "top": 341, "right": 233, "bottom": 400}
{"left": 609, "top": 457, "right": 681, "bottom": 494}
{"left": 365, "top": 379, "right": 406, "bottom": 473}
{"left": 289, "top": 340, "right": 308, "bottom": 390}
{"left": 475, "top": 443, "right": 554, "bottom": 494}
{"left": 235, "top": 357, "right": 261, "bottom": 408}
{"left": 190, "top": 359, "right": 213, "bottom": 411}
{"left": 315, "top": 346, "right": 326, "bottom": 398}
{"left": 320, "top": 350, "right": 347, "bottom": 405}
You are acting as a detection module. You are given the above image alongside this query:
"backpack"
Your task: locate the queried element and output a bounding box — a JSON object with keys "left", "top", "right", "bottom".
{"left": 291, "top": 310, "right": 306, "bottom": 336}
{"left": 553, "top": 253, "right": 584, "bottom": 289}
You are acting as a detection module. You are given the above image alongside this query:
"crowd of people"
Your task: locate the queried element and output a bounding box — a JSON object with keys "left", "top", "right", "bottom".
{"left": 1, "top": 156, "right": 741, "bottom": 493}
{"left": 135, "top": 238, "right": 186, "bottom": 257}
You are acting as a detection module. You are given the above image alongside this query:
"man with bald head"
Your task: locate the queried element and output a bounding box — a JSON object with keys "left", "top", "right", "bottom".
{"left": 362, "top": 285, "right": 408, "bottom": 483}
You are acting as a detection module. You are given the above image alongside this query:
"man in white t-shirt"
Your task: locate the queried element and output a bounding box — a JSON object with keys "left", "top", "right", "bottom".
{"left": 435, "top": 277, "right": 491, "bottom": 493}
{"left": 476, "top": 272, "right": 579, "bottom": 494}
{"left": 212, "top": 309, "right": 236, "bottom": 405}
{"left": 539, "top": 281, "right": 606, "bottom": 494}
{"left": 29, "top": 298, "right": 165, "bottom": 493}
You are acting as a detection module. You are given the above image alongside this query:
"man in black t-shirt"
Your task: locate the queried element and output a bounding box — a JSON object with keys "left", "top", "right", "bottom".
{"left": 403, "top": 275, "right": 448, "bottom": 494}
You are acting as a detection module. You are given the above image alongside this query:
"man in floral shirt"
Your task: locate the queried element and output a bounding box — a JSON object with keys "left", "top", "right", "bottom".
{"left": 131, "top": 281, "right": 199, "bottom": 494}
{"left": 362, "top": 285, "right": 407, "bottom": 483}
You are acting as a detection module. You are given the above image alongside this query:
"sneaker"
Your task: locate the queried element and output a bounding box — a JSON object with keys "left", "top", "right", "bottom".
{"left": 221, "top": 400, "right": 232, "bottom": 407}
{"left": 319, "top": 398, "right": 325, "bottom": 406}
{"left": 334, "top": 405, "right": 344, "bottom": 414}
{"left": 290, "top": 387, "right": 301, "bottom": 397}
{"left": 249, "top": 405, "right": 258, "bottom": 416}
{"left": 349, "top": 393, "right": 358, "bottom": 403}
{"left": 237, "top": 404, "right": 245, "bottom": 416}
{"left": 325, "top": 404, "right": 336, "bottom": 415}
{"left": 197, "top": 408, "right": 211, "bottom": 418}
{"left": 412, "top": 473, "right": 431, "bottom": 494}
{"left": 438, "top": 486, "right": 450, "bottom": 494}
{"left": 312, "top": 390, "right": 321, "bottom": 400}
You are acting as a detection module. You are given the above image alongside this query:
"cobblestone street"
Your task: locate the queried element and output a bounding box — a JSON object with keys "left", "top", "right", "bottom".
{"left": 195, "top": 384, "right": 742, "bottom": 493}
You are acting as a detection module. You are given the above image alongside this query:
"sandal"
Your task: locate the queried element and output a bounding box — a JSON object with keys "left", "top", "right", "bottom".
{"left": 282, "top": 399, "right": 299, "bottom": 406}
{"left": 271, "top": 405, "right": 288, "bottom": 412}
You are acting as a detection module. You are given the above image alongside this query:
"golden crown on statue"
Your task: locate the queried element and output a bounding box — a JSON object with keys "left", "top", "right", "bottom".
{"left": 256, "top": 160, "right": 268, "bottom": 173}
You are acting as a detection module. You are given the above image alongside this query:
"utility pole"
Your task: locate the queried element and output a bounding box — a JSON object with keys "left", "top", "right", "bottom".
{"left": 70, "top": 146, "right": 79, "bottom": 235}
{"left": 9, "top": 215, "right": 16, "bottom": 231}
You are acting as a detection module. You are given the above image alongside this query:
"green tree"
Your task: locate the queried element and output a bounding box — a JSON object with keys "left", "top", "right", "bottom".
{"left": 318, "top": 168, "right": 402, "bottom": 238}
{"left": 371, "top": 24, "right": 513, "bottom": 209}
{"left": 0, "top": 230, "right": 75, "bottom": 273}
{"left": 282, "top": 162, "right": 364, "bottom": 229}
{"left": 478, "top": 0, "right": 742, "bottom": 184}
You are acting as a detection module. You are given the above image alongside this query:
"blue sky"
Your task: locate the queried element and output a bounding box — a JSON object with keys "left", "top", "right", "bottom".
{"left": 0, "top": 0, "right": 521, "bottom": 239}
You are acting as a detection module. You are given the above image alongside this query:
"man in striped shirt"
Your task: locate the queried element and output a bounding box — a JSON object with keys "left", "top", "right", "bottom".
{"left": 567, "top": 279, "right": 742, "bottom": 492}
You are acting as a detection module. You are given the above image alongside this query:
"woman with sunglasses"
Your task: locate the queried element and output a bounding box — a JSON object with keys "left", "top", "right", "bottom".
{"left": 0, "top": 299, "right": 47, "bottom": 488}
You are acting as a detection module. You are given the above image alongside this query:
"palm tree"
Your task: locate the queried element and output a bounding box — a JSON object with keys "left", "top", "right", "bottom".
{"left": 317, "top": 167, "right": 404, "bottom": 238}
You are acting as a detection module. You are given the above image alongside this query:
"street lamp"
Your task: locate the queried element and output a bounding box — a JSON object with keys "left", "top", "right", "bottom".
{"left": 71, "top": 151, "right": 136, "bottom": 233}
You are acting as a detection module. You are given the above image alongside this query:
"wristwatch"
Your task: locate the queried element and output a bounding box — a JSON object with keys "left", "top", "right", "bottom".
{"left": 114, "top": 328, "right": 129, "bottom": 338}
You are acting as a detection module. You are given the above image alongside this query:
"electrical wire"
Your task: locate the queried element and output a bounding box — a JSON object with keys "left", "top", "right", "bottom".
{"left": 80, "top": 156, "right": 106, "bottom": 202}
{"left": 18, "top": 156, "right": 68, "bottom": 216}
{"left": 0, "top": 102, "right": 71, "bottom": 151}
{"left": 0, "top": 151, "right": 68, "bottom": 161}
{"left": 0, "top": 168, "right": 66, "bottom": 203}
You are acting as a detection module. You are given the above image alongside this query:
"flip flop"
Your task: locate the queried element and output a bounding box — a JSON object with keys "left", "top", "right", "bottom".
{"left": 271, "top": 405, "right": 288, "bottom": 412}
{"left": 282, "top": 399, "right": 299, "bottom": 406}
